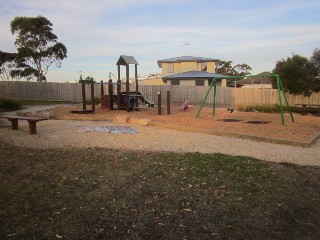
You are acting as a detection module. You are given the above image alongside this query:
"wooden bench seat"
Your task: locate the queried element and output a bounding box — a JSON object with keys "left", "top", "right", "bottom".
{"left": 0, "top": 116, "right": 48, "bottom": 134}
{"left": 294, "top": 104, "right": 320, "bottom": 116}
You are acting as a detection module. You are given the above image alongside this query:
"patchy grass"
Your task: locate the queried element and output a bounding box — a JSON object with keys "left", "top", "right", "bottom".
{"left": 0, "top": 142, "right": 319, "bottom": 239}
{"left": 20, "top": 99, "right": 77, "bottom": 106}
{"left": 0, "top": 98, "right": 22, "bottom": 111}
{"left": 0, "top": 99, "right": 77, "bottom": 112}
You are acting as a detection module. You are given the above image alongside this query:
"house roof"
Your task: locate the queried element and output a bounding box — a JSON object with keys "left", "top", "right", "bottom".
{"left": 157, "top": 56, "right": 219, "bottom": 68}
{"left": 116, "top": 55, "right": 139, "bottom": 66}
{"left": 162, "top": 71, "right": 225, "bottom": 80}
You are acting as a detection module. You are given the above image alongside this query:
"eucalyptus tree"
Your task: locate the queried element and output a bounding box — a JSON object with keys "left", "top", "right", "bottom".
{"left": 10, "top": 15, "right": 67, "bottom": 82}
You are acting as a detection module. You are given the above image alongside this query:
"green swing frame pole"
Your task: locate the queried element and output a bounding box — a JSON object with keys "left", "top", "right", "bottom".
{"left": 196, "top": 77, "right": 216, "bottom": 118}
{"left": 276, "top": 76, "right": 285, "bottom": 125}
{"left": 196, "top": 73, "right": 292, "bottom": 125}
{"left": 276, "top": 74, "right": 294, "bottom": 123}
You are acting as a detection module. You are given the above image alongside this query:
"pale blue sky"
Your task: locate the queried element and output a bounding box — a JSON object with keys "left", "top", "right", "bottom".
{"left": 1, "top": 0, "right": 319, "bottom": 82}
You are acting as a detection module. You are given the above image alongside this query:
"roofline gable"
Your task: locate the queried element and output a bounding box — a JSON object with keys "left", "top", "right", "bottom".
{"left": 157, "top": 56, "right": 220, "bottom": 68}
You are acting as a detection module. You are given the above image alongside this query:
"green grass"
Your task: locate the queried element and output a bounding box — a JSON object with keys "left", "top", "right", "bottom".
{"left": 0, "top": 143, "right": 319, "bottom": 239}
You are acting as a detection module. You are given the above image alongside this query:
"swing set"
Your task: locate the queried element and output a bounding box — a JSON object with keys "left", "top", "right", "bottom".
{"left": 196, "top": 73, "right": 295, "bottom": 125}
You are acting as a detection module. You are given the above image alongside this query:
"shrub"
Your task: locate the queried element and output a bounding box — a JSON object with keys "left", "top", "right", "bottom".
{"left": 85, "top": 97, "right": 101, "bottom": 105}
{"left": 237, "top": 104, "right": 292, "bottom": 113}
{"left": 0, "top": 98, "right": 22, "bottom": 111}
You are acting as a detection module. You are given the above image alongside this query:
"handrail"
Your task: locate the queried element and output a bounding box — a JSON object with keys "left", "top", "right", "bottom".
{"left": 109, "top": 72, "right": 117, "bottom": 81}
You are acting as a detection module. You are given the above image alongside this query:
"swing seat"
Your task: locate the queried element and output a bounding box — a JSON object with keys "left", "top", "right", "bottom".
{"left": 181, "top": 100, "right": 189, "bottom": 110}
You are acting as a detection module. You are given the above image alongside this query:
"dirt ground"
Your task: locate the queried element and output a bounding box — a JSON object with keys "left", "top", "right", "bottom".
{"left": 50, "top": 104, "right": 320, "bottom": 144}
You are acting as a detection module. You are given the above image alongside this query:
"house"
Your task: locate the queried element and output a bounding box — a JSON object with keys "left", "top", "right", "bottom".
{"left": 157, "top": 56, "right": 226, "bottom": 87}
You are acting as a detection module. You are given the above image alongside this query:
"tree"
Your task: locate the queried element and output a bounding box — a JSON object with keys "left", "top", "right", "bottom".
{"left": 10, "top": 15, "right": 67, "bottom": 82}
{"left": 216, "top": 60, "right": 252, "bottom": 76}
{"left": 310, "top": 48, "right": 320, "bottom": 92}
{"left": 273, "top": 54, "right": 315, "bottom": 96}
{"left": 0, "top": 50, "right": 36, "bottom": 81}
{"left": 0, "top": 51, "right": 16, "bottom": 81}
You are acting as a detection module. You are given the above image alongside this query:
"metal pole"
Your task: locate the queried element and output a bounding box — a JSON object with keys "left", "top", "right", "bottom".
{"left": 276, "top": 76, "right": 285, "bottom": 125}
{"left": 196, "top": 78, "right": 216, "bottom": 118}
{"left": 277, "top": 75, "right": 294, "bottom": 123}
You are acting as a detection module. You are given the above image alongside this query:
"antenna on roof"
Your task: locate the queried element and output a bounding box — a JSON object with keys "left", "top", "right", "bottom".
{"left": 182, "top": 42, "right": 190, "bottom": 55}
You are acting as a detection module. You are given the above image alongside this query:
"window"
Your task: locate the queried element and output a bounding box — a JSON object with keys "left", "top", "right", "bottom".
{"left": 195, "top": 80, "right": 204, "bottom": 86}
{"left": 168, "top": 63, "right": 174, "bottom": 74}
{"left": 171, "top": 80, "right": 180, "bottom": 85}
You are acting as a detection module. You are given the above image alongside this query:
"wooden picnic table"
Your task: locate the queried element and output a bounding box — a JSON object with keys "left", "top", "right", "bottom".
{"left": 0, "top": 115, "right": 48, "bottom": 134}
{"left": 294, "top": 104, "right": 320, "bottom": 116}
{"left": 294, "top": 103, "right": 320, "bottom": 107}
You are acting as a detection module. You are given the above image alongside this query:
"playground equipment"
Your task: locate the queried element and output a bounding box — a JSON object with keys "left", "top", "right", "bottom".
{"left": 196, "top": 73, "right": 294, "bottom": 125}
{"left": 101, "top": 55, "right": 170, "bottom": 115}
{"left": 71, "top": 78, "right": 96, "bottom": 114}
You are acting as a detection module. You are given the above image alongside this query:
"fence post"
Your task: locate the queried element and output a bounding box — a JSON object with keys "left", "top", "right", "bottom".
{"left": 158, "top": 91, "right": 162, "bottom": 115}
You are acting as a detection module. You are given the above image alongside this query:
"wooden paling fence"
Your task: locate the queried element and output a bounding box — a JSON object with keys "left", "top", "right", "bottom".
{"left": 1, "top": 81, "right": 320, "bottom": 106}
{"left": 0, "top": 81, "right": 102, "bottom": 102}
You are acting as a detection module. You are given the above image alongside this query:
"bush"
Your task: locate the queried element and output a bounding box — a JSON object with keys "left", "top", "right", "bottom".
{"left": 0, "top": 98, "right": 22, "bottom": 111}
{"left": 85, "top": 97, "right": 101, "bottom": 105}
{"left": 237, "top": 104, "right": 292, "bottom": 113}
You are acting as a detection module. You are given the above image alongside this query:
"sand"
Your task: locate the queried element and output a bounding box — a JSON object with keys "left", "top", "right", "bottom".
{"left": 0, "top": 104, "right": 319, "bottom": 166}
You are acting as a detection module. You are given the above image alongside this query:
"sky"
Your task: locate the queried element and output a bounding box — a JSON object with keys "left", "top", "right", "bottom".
{"left": 0, "top": 0, "right": 320, "bottom": 82}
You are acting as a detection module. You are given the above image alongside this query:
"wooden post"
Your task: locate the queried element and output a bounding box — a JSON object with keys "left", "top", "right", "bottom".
{"left": 167, "top": 91, "right": 171, "bottom": 115}
{"left": 108, "top": 79, "right": 113, "bottom": 110}
{"left": 117, "top": 80, "right": 121, "bottom": 109}
{"left": 81, "top": 80, "right": 86, "bottom": 110}
{"left": 117, "top": 65, "right": 121, "bottom": 109}
{"left": 91, "top": 79, "right": 95, "bottom": 112}
{"left": 28, "top": 121, "right": 37, "bottom": 135}
{"left": 10, "top": 119, "right": 18, "bottom": 130}
{"left": 126, "top": 64, "right": 130, "bottom": 112}
{"left": 100, "top": 80, "right": 104, "bottom": 96}
{"left": 135, "top": 64, "right": 138, "bottom": 92}
{"left": 135, "top": 64, "right": 139, "bottom": 109}
{"left": 158, "top": 91, "right": 162, "bottom": 115}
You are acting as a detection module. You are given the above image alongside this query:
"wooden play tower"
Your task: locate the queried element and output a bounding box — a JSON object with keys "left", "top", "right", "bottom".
{"left": 103, "top": 55, "right": 155, "bottom": 112}
{"left": 117, "top": 55, "right": 139, "bottom": 112}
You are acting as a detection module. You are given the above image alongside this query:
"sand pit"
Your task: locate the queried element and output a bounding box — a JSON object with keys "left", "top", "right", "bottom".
{"left": 1, "top": 104, "right": 320, "bottom": 166}
{"left": 50, "top": 104, "right": 320, "bottom": 145}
